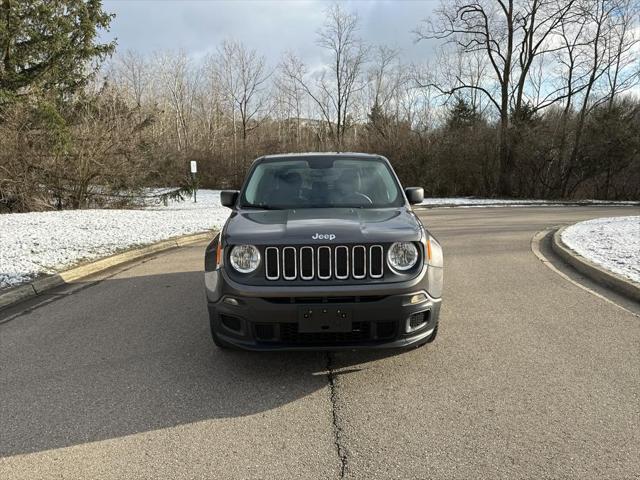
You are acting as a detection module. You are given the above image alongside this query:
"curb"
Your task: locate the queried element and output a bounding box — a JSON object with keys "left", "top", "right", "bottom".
{"left": 0, "top": 231, "right": 214, "bottom": 311}
{"left": 552, "top": 226, "right": 640, "bottom": 303}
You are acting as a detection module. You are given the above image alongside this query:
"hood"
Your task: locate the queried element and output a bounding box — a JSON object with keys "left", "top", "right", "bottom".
{"left": 223, "top": 207, "right": 422, "bottom": 245}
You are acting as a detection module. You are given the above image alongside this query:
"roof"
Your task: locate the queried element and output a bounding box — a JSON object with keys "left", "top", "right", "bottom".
{"left": 259, "top": 152, "right": 385, "bottom": 161}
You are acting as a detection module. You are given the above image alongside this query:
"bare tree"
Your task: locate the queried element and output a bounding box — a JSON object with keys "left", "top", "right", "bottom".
{"left": 285, "top": 4, "right": 368, "bottom": 149}
{"left": 366, "top": 46, "right": 411, "bottom": 140}
{"left": 276, "top": 52, "right": 307, "bottom": 148}
{"left": 154, "top": 51, "right": 198, "bottom": 152}
{"left": 111, "top": 50, "right": 151, "bottom": 107}
{"left": 563, "top": 0, "right": 639, "bottom": 196}
{"left": 417, "top": 0, "right": 578, "bottom": 196}
{"left": 215, "top": 40, "right": 270, "bottom": 145}
{"left": 6, "top": 3, "right": 640, "bottom": 213}
{"left": 193, "top": 57, "right": 225, "bottom": 153}
{"left": 601, "top": 0, "right": 640, "bottom": 109}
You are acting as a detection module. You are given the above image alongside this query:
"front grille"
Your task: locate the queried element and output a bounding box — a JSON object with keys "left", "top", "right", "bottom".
{"left": 253, "top": 321, "right": 397, "bottom": 345}
{"left": 255, "top": 323, "right": 276, "bottom": 340}
{"left": 265, "top": 245, "right": 384, "bottom": 281}
{"left": 261, "top": 295, "right": 388, "bottom": 304}
{"left": 279, "top": 322, "right": 371, "bottom": 344}
{"left": 376, "top": 321, "right": 397, "bottom": 339}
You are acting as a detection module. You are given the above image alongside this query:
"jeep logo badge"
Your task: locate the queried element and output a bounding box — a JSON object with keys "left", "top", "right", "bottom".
{"left": 312, "top": 233, "right": 336, "bottom": 241}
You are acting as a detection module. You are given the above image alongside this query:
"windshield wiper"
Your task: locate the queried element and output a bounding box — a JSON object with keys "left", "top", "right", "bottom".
{"left": 241, "top": 203, "right": 283, "bottom": 210}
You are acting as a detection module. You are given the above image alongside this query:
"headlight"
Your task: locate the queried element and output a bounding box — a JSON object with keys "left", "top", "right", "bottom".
{"left": 229, "top": 245, "right": 261, "bottom": 273}
{"left": 387, "top": 242, "right": 419, "bottom": 271}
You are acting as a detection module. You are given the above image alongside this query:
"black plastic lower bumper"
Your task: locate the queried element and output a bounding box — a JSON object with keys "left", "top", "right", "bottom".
{"left": 207, "top": 292, "right": 441, "bottom": 351}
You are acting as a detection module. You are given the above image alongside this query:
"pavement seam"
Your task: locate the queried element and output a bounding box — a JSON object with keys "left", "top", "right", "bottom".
{"left": 326, "top": 352, "right": 348, "bottom": 479}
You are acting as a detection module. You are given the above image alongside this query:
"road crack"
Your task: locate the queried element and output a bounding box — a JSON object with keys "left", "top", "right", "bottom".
{"left": 326, "top": 352, "right": 348, "bottom": 479}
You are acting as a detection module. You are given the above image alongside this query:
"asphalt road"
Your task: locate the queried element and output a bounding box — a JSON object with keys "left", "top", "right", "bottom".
{"left": 1, "top": 206, "right": 639, "bottom": 479}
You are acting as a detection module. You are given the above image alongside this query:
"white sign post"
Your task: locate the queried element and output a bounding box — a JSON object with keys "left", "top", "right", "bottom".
{"left": 190, "top": 161, "right": 198, "bottom": 203}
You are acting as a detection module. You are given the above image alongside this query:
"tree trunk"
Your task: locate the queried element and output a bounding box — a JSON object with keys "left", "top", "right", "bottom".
{"left": 497, "top": 113, "right": 512, "bottom": 197}
{"left": 497, "top": 0, "right": 514, "bottom": 197}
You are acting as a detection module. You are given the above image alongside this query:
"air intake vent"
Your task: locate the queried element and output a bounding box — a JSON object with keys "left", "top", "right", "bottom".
{"left": 408, "top": 310, "right": 430, "bottom": 332}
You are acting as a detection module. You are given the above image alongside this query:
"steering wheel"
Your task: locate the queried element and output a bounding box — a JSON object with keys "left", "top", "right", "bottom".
{"left": 350, "top": 192, "right": 373, "bottom": 205}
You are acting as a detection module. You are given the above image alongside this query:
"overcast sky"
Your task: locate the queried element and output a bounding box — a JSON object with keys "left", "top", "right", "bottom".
{"left": 101, "top": 0, "right": 441, "bottom": 66}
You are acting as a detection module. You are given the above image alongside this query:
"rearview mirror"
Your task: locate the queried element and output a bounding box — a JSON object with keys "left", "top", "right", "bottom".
{"left": 220, "top": 190, "right": 240, "bottom": 208}
{"left": 404, "top": 187, "right": 424, "bottom": 205}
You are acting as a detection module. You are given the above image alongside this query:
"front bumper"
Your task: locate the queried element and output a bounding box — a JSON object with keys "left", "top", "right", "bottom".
{"left": 206, "top": 272, "right": 441, "bottom": 350}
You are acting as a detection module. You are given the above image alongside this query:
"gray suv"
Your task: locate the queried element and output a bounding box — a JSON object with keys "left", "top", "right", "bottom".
{"left": 204, "top": 153, "right": 443, "bottom": 350}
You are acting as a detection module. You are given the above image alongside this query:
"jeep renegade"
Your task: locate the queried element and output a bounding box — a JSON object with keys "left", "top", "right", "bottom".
{"left": 204, "top": 153, "right": 443, "bottom": 350}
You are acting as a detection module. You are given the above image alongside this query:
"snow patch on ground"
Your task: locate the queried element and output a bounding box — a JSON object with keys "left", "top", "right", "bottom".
{"left": 562, "top": 216, "right": 640, "bottom": 283}
{"left": 0, "top": 190, "right": 230, "bottom": 289}
{"left": 421, "top": 198, "right": 552, "bottom": 206}
{"left": 420, "top": 197, "right": 638, "bottom": 207}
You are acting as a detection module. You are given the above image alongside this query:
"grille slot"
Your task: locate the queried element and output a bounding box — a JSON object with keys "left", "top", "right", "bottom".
{"left": 264, "top": 245, "right": 385, "bottom": 281}
{"left": 265, "top": 247, "right": 279, "bottom": 280}
{"left": 282, "top": 247, "right": 297, "bottom": 280}
{"left": 317, "top": 246, "right": 332, "bottom": 279}
{"left": 335, "top": 246, "right": 349, "bottom": 279}
{"left": 300, "top": 247, "right": 314, "bottom": 280}
{"left": 369, "top": 245, "right": 384, "bottom": 278}
{"left": 352, "top": 246, "right": 366, "bottom": 279}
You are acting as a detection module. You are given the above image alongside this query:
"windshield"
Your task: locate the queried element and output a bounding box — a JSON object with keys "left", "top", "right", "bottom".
{"left": 240, "top": 157, "right": 405, "bottom": 209}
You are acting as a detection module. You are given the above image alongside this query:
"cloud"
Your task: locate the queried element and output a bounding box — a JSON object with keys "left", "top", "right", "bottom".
{"left": 101, "top": 0, "right": 440, "bottom": 65}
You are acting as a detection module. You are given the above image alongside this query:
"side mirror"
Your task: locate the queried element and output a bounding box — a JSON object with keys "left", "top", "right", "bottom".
{"left": 404, "top": 187, "right": 424, "bottom": 205}
{"left": 220, "top": 190, "right": 240, "bottom": 208}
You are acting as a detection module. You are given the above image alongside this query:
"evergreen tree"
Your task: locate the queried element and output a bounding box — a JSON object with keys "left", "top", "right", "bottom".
{"left": 445, "top": 98, "right": 481, "bottom": 130}
{"left": 0, "top": 0, "right": 115, "bottom": 101}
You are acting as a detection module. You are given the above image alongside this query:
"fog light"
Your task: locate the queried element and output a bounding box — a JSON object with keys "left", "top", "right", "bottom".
{"left": 409, "top": 293, "right": 428, "bottom": 304}
{"left": 223, "top": 297, "right": 240, "bottom": 306}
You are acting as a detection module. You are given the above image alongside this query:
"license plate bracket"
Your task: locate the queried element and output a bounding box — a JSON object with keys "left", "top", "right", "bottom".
{"left": 298, "top": 306, "right": 352, "bottom": 333}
